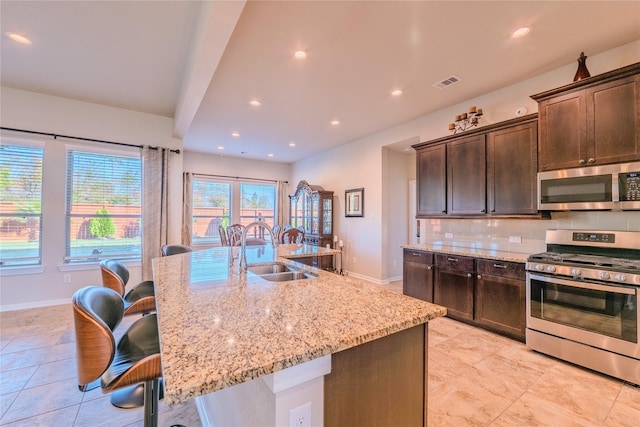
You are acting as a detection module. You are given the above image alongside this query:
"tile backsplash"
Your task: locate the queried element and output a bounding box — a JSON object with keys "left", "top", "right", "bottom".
{"left": 420, "top": 211, "right": 638, "bottom": 255}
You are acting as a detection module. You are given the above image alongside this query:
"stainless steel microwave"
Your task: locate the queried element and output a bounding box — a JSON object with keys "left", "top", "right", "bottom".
{"left": 538, "top": 161, "right": 640, "bottom": 211}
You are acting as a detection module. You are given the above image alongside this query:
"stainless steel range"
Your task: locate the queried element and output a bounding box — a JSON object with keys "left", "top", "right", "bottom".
{"left": 526, "top": 229, "right": 640, "bottom": 385}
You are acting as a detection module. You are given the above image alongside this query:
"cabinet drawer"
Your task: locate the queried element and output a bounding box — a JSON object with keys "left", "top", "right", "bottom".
{"left": 477, "top": 259, "right": 525, "bottom": 280}
{"left": 403, "top": 249, "right": 433, "bottom": 265}
{"left": 435, "top": 254, "right": 474, "bottom": 272}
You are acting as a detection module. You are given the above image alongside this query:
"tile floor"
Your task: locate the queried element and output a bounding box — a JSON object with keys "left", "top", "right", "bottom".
{"left": 1, "top": 281, "right": 639, "bottom": 426}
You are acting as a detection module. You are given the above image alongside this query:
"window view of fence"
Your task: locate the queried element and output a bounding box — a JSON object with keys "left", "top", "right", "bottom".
{"left": 65, "top": 150, "right": 142, "bottom": 263}
{"left": 191, "top": 179, "right": 276, "bottom": 246}
{"left": 0, "top": 143, "right": 44, "bottom": 266}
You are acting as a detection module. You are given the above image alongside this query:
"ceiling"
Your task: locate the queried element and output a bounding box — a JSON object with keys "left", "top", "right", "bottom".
{"left": 2, "top": 1, "right": 639, "bottom": 164}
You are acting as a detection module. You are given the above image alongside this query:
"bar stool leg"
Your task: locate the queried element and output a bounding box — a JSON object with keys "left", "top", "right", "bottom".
{"left": 143, "top": 378, "right": 160, "bottom": 427}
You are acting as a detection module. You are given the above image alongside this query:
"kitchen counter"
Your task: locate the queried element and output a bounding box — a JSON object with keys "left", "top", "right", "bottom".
{"left": 152, "top": 243, "right": 446, "bottom": 409}
{"left": 403, "top": 242, "right": 531, "bottom": 263}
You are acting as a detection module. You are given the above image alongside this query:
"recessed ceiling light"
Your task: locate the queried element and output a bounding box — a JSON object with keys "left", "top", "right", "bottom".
{"left": 231, "top": 132, "right": 240, "bottom": 138}
{"left": 217, "top": 146, "right": 224, "bottom": 150}
{"left": 6, "top": 32, "right": 32, "bottom": 45}
{"left": 294, "top": 50, "right": 307, "bottom": 60}
{"left": 331, "top": 120, "right": 340, "bottom": 126}
{"left": 391, "top": 89, "right": 403, "bottom": 96}
{"left": 268, "top": 153, "right": 274, "bottom": 158}
{"left": 289, "top": 142, "right": 296, "bottom": 147}
{"left": 511, "top": 27, "right": 530, "bottom": 38}
{"left": 249, "top": 100, "right": 261, "bottom": 107}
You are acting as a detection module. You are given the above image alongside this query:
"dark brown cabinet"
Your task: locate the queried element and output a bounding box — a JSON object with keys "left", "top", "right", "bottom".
{"left": 416, "top": 144, "right": 446, "bottom": 216}
{"left": 434, "top": 254, "right": 474, "bottom": 321}
{"left": 533, "top": 62, "right": 640, "bottom": 171}
{"left": 402, "top": 249, "right": 434, "bottom": 302}
{"left": 413, "top": 114, "right": 539, "bottom": 218}
{"left": 447, "top": 134, "right": 486, "bottom": 215}
{"left": 475, "top": 259, "right": 526, "bottom": 341}
{"left": 487, "top": 119, "right": 538, "bottom": 215}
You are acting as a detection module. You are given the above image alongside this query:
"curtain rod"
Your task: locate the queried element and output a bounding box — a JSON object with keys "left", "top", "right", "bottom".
{"left": 1, "top": 126, "right": 181, "bottom": 154}
{"left": 192, "top": 172, "right": 287, "bottom": 184}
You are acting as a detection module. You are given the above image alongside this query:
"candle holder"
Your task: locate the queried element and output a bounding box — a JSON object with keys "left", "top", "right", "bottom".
{"left": 449, "top": 106, "right": 483, "bottom": 134}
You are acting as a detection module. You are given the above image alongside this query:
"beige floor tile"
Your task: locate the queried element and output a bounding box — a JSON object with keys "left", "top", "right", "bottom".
{"left": 615, "top": 383, "right": 640, "bottom": 411}
{"left": 0, "top": 392, "right": 18, "bottom": 420}
{"left": 603, "top": 398, "right": 640, "bottom": 427}
{"left": 1, "top": 332, "right": 67, "bottom": 354}
{"left": 25, "top": 358, "right": 77, "bottom": 389}
{"left": 0, "top": 405, "right": 79, "bottom": 427}
{"left": 0, "top": 366, "right": 37, "bottom": 394}
{"left": 432, "top": 326, "right": 511, "bottom": 366}
{"left": 74, "top": 395, "right": 143, "bottom": 427}
{"left": 0, "top": 377, "right": 83, "bottom": 424}
{"left": 0, "top": 326, "right": 24, "bottom": 342}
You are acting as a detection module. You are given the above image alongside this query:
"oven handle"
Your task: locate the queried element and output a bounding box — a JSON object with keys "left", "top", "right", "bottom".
{"left": 527, "top": 273, "right": 636, "bottom": 296}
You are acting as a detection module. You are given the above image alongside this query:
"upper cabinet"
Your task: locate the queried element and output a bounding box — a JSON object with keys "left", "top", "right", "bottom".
{"left": 413, "top": 114, "right": 539, "bottom": 218}
{"left": 532, "top": 62, "right": 640, "bottom": 171}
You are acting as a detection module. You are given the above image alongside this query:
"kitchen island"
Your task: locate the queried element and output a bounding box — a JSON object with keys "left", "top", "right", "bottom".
{"left": 152, "top": 243, "right": 446, "bottom": 426}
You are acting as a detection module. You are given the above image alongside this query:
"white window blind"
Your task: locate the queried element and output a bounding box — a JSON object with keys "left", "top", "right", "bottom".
{"left": 0, "top": 143, "right": 44, "bottom": 266}
{"left": 65, "top": 149, "right": 142, "bottom": 262}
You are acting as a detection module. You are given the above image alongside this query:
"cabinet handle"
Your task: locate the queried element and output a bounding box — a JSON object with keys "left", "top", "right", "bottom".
{"left": 447, "top": 257, "right": 458, "bottom": 262}
{"left": 491, "top": 209, "right": 496, "bottom": 213}
{"left": 493, "top": 264, "right": 507, "bottom": 269}
{"left": 579, "top": 159, "right": 586, "bottom": 165}
{"left": 477, "top": 274, "right": 482, "bottom": 279}
{"left": 481, "top": 209, "right": 486, "bottom": 213}
{"left": 467, "top": 273, "right": 472, "bottom": 278}
{"left": 587, "top": 158, "right": 595, "bottom": 164}
{"left": 441, "top": 210, "right": 447, "bottom": 213}
{"left": 427, "top": 266, "right": 432, "bottom": 270}
{"left": 411, "top": 252, "right": 420, "bottom": 256}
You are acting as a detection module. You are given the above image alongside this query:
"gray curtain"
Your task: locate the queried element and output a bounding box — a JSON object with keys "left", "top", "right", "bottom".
{"left": 182, "top": 172, "right": 193, "bottom": 246}
{"left": 276, "top": 180, "right": 289, "bottom": 227}
{"left": 141, "top": 146, "right": 171, "bottom": 281}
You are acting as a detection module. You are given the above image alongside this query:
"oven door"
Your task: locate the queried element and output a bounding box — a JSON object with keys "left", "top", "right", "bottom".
{"left": 527, "top": 273, "right": 639, "bottom": 359}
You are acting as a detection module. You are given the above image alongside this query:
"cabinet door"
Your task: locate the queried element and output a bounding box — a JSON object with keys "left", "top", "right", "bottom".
{"left": 403, "top": 250, "right": 434, "bottom": 302}
{"left": 447, "top": 134, "right": 486, "bottom": 215}
{"left": 587, "top": 74, "right": 640, "bottom": 165}
{"left": 538, "top": 91, "right": 587, "bottom": 171}
{"left": 488, "top": 121, "right": 538, "bottom": 214}
{"left": 416, "top": 144, "right": 446, "bottom": 216}
{"left": 434, "top": 255, "right": 474, "bottom": 321}
{"left": 475, "top": 260, "right": 526, "bottom": 341}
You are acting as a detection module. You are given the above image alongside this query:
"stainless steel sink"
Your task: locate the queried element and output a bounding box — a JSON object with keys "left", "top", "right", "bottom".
{"left": 247, "top": 262, "right": 317, "bottom": 281}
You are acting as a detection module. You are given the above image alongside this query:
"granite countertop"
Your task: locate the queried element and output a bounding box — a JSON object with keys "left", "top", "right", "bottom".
{"left": 152, "top": 244, "right": 446, "bottom": 406}
{"left": 402, "top": 243, "right": 531, "bottom": 263}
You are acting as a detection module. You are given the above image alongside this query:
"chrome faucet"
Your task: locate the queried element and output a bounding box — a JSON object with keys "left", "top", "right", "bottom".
{"left": 239, "top": 221, "right": 278, "bottom": 272}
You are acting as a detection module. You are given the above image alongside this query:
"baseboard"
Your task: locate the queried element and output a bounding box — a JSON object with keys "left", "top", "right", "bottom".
{"left": 0, "top": 298, "right": 70, "bottom": 312}
{"left": 345, "top": 271, "right": 402, "bottom": 285}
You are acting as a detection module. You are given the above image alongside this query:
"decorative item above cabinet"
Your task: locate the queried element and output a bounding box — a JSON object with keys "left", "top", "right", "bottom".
{"left": 531, "top": 61, "right": 640, "bottom": 171}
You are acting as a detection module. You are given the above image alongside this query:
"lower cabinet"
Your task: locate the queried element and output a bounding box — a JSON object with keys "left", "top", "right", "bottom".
{"left": 434, "top": 254, "right": 475, "bottom": 321}
{"left": 475, "top": 259, "right": 526, "bottom": 341}
{"left": 402, "top": 249, "right": 434, "bottom": 302}
{"left": 403, "top": 249, "right": 526, "bottom": 341}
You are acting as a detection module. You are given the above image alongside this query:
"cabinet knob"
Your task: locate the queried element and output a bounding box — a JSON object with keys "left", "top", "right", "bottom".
{"left": 481, "top": 209, "right": 486, "bottom": 213}
{"left": 427, "top": 266, "right": 432, "bottom": 270}
{"left": 441, "top": 210, "right": 447, "bottom": 213}
{"left": 477, "top": 274, "right": 482, "bottom": 279}
{"left": 447, "top": 257, "right": 458, "bottom": 262}
{"left": 467, "top": 273, "right": 472, "bottom": 278}
{"left": 579, "top": 159, "right": 586, "bottom": 165}
{"left": 491, "top": 209, "right": 496, "bottom": 213}
{"left": 587, "top": 158, "right": 595, "bottom": 164}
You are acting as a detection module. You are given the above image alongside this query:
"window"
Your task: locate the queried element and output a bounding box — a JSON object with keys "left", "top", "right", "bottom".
{"left": 0, "top": 142, "right": 44, "bottom": 266}
{"left": 65, "top": 149, "right": 142, "bottom": 263}
{"left": 191, "top": 179, "right": 231, "bottom": 246}
{"left": 191, "top": 178, "right": 276, "bottom": 246}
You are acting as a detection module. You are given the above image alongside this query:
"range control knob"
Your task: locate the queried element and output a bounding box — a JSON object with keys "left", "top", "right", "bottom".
{"left": 535, "top": 264, "right": 545, "bottom": 272}
{"left": 545, "top": 265, "right": 556, "bottom": 273}
{"left": 614, "top": 273, "right": 627, "bottom": 282}
{"left": 570, "top": 268, "right": 582, "bottom": 276}
{"left": 599, "top": 271, "right": 611, "bottom": 280}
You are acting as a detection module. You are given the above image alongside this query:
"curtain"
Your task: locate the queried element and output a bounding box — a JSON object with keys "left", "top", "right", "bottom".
{"left": 182, "top": 172, "right": 193, "bottom": 246}
{"left": 276, "top": 180, "right": 289, "bottom": 227}
{"left": 141, "top": 147, "right": 170, "bottom": 281}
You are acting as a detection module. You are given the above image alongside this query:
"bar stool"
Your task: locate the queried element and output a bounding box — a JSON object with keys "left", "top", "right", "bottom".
{"left": 72, "top": 286, "right": 162, "bottom": 427}
{"left": 161, "top": 244, "right": 193, "bottom": 256}
{"left": 100, "top": 259, "right": 155, "bottom": 316}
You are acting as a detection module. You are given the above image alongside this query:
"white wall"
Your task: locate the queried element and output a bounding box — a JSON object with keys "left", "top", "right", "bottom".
{"left": 292, "top": 40, "right": 640, "bottom": 283}
{"left": 0, "top": 87, "right": 183, "bottom": 310}
{"left": 183, "top": 150, "right": 291, "bottom": 183}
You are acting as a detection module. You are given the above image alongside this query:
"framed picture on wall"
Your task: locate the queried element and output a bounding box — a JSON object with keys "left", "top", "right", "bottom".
{"left": 345, "top": 188, "right": 364, "bottom": 217}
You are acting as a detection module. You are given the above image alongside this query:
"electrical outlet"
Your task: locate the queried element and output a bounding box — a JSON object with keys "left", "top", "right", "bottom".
{"left": 445, "top": 232, "right": 454, "bottom": 239}
{"left": 64, "top": 274, "right": 71, "bottom": 284}
{"left": 509, "top": 236, "right": 522, "bottom": 244}
{"left": 289, "top": 402, "right": 311, "bottom": 427}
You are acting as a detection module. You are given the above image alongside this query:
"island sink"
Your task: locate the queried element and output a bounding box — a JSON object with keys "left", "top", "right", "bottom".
{"left": 248, "top": 262, "right": 318, "bottom": 281}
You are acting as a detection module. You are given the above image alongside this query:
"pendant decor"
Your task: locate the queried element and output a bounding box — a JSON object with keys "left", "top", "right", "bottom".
{"left": 573, "top": 52, "right": 591, "bottom": 82}
{"left": 449, "top": 106, "right": 483, "bottom": 134}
